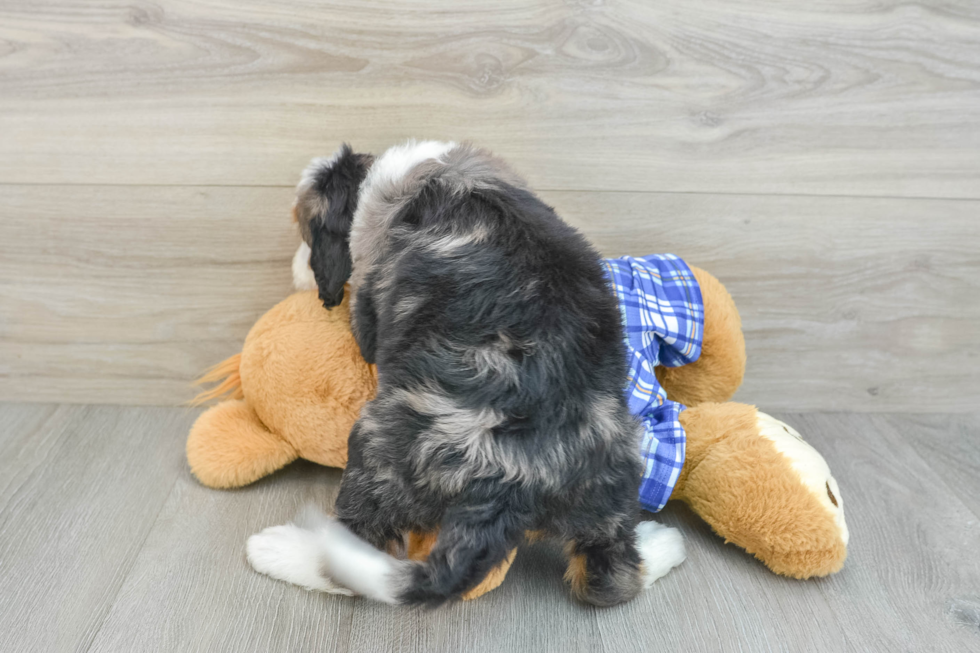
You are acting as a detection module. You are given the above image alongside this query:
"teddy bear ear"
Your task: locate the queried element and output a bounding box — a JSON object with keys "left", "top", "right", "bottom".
{"left": 755, "top": 412, "right": 849, "bottom": 547}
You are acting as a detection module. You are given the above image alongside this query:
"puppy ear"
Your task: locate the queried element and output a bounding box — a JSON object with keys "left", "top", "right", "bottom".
{"left": 295, "top": 144, "right": 374, "bottom": 307}
{"left": 311, "top": 222, "right": 352, "bottom": 307}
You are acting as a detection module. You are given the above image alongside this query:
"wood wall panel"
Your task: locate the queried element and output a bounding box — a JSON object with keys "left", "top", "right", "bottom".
{"left": 2, "top": 185, "right": 976, "bottom": 410}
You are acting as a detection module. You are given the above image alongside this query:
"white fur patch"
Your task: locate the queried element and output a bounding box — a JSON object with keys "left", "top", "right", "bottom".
{"left": 393, "top": 295, "right": 423, "bottom": 322}
{"left": 246, "top": 523, "right": 354, "bottom": 596}
{"left": 755, "top": 412, "right": 849, "bottom": 545}
{"left": 307, "top": 513, "right": 407, "bottom": 604}
{"left": 360, "top": 140, "right": 456, "bottom": 200}
{"left": 635, "top": 520, "right": 686, "bottom": 587}
{"left": 292, "top": 241, "right": 318, "bottom": 291}
{"left": 247, "top": 505, "right": 408, "bottom": 604}
{"left": 394, "top": 388, "right": 511, "bottom": 490}
{"left": 426, "top": 225, "right": 490, "bottom": 257}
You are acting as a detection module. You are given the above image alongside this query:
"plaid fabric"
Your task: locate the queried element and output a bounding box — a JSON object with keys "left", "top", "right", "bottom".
{"left": 601, "top": 254, "right": 704, "bottom": 512}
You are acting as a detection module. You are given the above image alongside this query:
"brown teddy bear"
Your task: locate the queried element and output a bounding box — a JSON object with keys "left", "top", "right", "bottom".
{"left": 187, "top": 256, "right": 848, "bottom": 597}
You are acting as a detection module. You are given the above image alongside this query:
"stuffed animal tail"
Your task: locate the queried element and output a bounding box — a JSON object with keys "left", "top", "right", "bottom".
{"left": 190, "top": 353, "right": 244, "bottom": 405}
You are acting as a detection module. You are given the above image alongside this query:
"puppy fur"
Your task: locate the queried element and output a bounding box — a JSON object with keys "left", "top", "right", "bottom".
{"left": 293, "top": 144, "right": 375, "bottom": 308}
{"left": 276, "top": 140, "right": 649, "bottom": 607}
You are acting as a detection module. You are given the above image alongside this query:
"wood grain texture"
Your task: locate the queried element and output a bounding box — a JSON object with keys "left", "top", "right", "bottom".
{"left": 894, "top": 412, "right": 980, "bottom": 519}
{"left": 592, "top": 411, "right": 980, "bottom": 653}
{"left": 551, "top": 190, "right": 980, "bottom": 413}
{"left": 3, "top": 405, "right": 977, "bottom": 652}
{"left": 86, "top": 462, "right": 355, "bottom": 653}
{"left": 1, "top": 1, "right": 979, "bottom": 196}
{"left": 789, "top": 413, "right": 980, "bottom": 652}
{"left": 2, "top": 185, "right": 977, "bottom": 410}
{"left": 0, "top": 403, "right": 193, "bottom": 653}
{"left": 0, "top": 185, "right": 297, "bottom": 406}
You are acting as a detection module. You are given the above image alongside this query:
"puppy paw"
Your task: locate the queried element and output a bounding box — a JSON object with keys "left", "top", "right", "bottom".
{"left": 246, "top": 523, "right": 353, "bottom": 596}
{"left": 636, "top": 520, "right": 686, "bottom": 587}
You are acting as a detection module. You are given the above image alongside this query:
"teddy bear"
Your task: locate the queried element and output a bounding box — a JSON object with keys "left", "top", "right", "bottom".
{"left": 187, "top": 249, "right": 848, "bottom": 598}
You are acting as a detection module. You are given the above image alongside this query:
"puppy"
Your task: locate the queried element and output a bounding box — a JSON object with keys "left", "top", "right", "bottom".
{"left": 248, "top": 141, "right": 683, "bottom": 606}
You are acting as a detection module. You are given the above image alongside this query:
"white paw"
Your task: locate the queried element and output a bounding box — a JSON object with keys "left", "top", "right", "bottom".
{"left": 636, "top": 520, "right": 686, "bottom": 587}
{"left": 246, "top": 523, "right": 353, "bottom": 596}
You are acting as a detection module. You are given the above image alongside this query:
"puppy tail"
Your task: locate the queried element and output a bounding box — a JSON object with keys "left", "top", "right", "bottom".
{"left": 286, "top": 507, "right": 406, "bottom": 604}
{"left": 189, "top": 353, "right": 243, "bottom": 405}
{"left": 300, "top": 502, "right": 522, "bottom": 606}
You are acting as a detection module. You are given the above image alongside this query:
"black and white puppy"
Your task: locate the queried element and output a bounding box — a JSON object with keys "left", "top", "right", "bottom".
{"left": 248, "top": 141, "right": 684, "bottom": 607}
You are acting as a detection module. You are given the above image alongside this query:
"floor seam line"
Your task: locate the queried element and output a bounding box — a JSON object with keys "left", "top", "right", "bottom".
{"left": 1, "top": 181, "right": 979, "bottom": 203}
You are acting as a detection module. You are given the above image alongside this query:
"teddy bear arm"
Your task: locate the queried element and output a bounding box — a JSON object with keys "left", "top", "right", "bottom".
{"left": 655, "top": 266, "right": 746, "bottom": 407}
{"left": 676, "top": 407, "right": 848, "bottom": 579}
{"left": 187, "top": 400, "right": 298, "bottom": 489}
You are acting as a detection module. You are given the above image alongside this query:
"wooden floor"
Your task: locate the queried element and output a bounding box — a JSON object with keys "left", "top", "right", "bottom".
{"left": 0, "top": 403, "right": 977, "bottom": 653}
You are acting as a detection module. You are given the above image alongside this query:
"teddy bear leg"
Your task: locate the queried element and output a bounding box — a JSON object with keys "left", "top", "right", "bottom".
{"left": 187, "top": 400, "right": 298, "bottom": 489}
{"left": 655, "top": 267, "right": 746, "bottom": 406}
{"left": 405, "top": 530, "right": 517, "bottom": 601}
{"left": 675, "top": 404, "right": 848, "bottom": 578}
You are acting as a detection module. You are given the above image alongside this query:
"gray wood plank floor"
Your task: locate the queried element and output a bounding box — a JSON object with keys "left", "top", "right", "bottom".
{"left": 1, "top": 403, "right": 977, "bottom": 652}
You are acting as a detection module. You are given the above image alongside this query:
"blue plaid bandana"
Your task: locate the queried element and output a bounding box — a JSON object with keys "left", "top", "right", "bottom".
{"left": 601, "top": 254, "right": 704, "bottom": 512}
